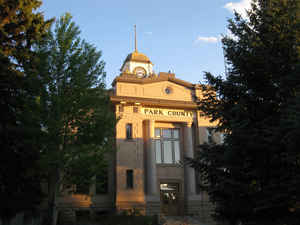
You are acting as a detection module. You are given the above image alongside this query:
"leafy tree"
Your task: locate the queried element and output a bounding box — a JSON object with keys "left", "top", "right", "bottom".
{"left": 188, "top": 0, "right": 300, "bottom": 224}
{"left": 35, "top": 13, "right": 115, "bottom": 225}
{"left": 0, "top": 0, "right": 52, "bottom": 223}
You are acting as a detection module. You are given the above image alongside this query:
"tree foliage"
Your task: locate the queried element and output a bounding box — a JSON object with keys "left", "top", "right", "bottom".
{"left": 34, "top": 13, "right": 115, "bottom": 225}
{"left": 188, "top": 0, "right": 300, "bottom": 224}
{"left": 0, "top": 0, "right": 52, "bottom": 221}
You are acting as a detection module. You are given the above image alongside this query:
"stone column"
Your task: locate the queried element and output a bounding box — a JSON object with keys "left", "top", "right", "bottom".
{"left": 146, "top": 120, "right": 158, "bottom": 196}
{"left": 145, "top": 120, "right": 160, "bottom": 215}
{"left": 184, "top": 122, "right": 196, "bottom": 196}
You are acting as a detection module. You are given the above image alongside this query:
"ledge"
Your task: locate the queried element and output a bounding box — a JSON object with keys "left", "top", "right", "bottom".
{"left": 110, "top": 95, "right": 198, "bottom": 109}
{"left": 112, "top": 73, "right": 202, "bottom": 90}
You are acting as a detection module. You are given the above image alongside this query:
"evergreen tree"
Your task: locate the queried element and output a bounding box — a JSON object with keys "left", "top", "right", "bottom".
{"left": 0, "top": 0, "right": 52, "bottom": 223}
{"left": 35, "top": 13, "right": 116, "bottom": 225}
{"left": 188, "top": 0, "right": 300, "bottom": 224}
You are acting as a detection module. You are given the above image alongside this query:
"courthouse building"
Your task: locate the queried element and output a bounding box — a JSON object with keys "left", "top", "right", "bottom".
{"left": 109, "top": 43, "right": 222, "bottom": 217}
{"left": 58, "top": 43, "right": 220, "bottom": 223}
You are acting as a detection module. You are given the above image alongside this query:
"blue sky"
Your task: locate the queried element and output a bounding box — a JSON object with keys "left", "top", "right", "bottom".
{"left": 40, "top": 0, "right": 251, "bottom": 87}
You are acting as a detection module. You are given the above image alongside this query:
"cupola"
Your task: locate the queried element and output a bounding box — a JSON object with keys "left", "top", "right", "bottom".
{"left": 120, "top": 25, "right": 153, "bottom": 77}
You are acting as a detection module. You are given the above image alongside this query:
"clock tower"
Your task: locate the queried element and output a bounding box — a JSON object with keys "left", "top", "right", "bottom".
{"left": 120, "top": 25, "right": 153, "bottom": 77}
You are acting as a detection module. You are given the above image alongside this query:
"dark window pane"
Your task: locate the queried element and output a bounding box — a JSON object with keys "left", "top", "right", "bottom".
{"left": 126, "top": 124, "right": 132, "bottom": 139}
{"left": 174, "top": 140, "right": 180, "bottom": 163}
{"left": 155, "top": 140, "right": 162, "bottom": 163}
{"left": 96, "top": 172, "right": 108, "bottom": 194}
{"left": 162, "top": 129, "right": 171, "bottom": 138}
{"left": 133, "top": 107, "right": 138, "bottom": 113}
{"left": 155, "top": 128, "right": 160, "bottom": 138}
{"left": 173, "top": 129, "right": 179, "bottom": 139}
{"left": 163, "top": 141, "right": 172, "bottom": 163}
{"left": 126, "top": 170, "right": 134, "bottom": 189}
{"left": 206, "top": 128, "right": 213, "bottom": 143}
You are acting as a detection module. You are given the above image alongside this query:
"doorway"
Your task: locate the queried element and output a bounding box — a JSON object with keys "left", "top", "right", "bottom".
{"left": 160, "top": 183, "right": 180, "bottom": 215}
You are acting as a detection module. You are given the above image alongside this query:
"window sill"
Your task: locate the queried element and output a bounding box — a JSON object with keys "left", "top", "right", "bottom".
{"left": 156, "top": 163, "right": 181, "bottom": 167}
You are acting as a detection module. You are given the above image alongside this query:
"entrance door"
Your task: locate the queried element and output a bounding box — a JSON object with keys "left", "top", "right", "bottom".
{"left": 160, "top": 183, "right": 179, "bottom": 216}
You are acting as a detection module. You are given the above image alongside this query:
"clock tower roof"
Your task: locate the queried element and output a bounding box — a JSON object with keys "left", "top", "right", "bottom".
{"left": 124, "top": 51, "right": 152, "bottom": 64}
{"left": 120, "top": 51, "right": 153, "bottom": 72}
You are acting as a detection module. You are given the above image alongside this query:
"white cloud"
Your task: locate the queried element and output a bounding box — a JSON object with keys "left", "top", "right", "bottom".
{"left": 195, "top": 36, "right": 219, "bottom": 43}
{"left": 224, "top": 0, "right": 251, "bottom": 18}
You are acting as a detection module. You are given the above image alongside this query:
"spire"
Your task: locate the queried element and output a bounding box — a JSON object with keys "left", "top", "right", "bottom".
{"left": 134, "top": 24, "right": 138, "bottom": 52}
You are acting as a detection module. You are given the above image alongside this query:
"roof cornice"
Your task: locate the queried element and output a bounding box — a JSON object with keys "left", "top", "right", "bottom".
{"left": 112, "top": 72, "right": 201, "bottom": 89}
{"left": 110, "top": 95, "right": 198, "bottom": 109}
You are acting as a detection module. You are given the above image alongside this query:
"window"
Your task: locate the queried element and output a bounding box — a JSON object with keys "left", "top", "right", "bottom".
{"left": 155, "top": 128, "right": 180, "bottom": 164}
{"left": 126, "top": 169, "right": 134, "bottom": 189}
{"left": 118, "top": 105, "right": 124, "bottom": 112}
{"left": 96, "top": 171, "right": 108, "bottom": 194}
{"left": 206, "top": 127, "right": 213, "bottom": 144}
{"left": 164, "top": 87, "right": 172, "bottom": 94}
{"left": 126, "top": 124, "right": 132, "bottom": 139}
{"left": 133, "top": 106, "right": 138, "bottom": 113}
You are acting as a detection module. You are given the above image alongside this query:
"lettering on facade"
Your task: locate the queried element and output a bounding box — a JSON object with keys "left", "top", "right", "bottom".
{"left": 143, "top": 108, "right": 193, "bottom": 117}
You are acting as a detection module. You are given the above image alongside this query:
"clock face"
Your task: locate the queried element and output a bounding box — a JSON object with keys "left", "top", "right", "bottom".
{"left": 134, "top": 67, "right": 146, "bottom": 78}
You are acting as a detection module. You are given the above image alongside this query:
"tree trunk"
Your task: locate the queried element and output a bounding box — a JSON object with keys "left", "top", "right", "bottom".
{"left": 47, "top": 167, "right": 59, "bottom": 225}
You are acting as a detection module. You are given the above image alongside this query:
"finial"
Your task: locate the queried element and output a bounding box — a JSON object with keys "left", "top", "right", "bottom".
{"left": 134, "top": 25, "right": 137, "bottom": 52}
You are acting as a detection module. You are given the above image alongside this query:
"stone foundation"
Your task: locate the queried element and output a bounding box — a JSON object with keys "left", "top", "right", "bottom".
{"left": 116, "top": 201, "right": 146, "bottom": 215}
{"left": 58, "top": 208, "right": 76, "bottom": 225}
{"left": 146, "top": 201, "right": 161, "bottom": 215}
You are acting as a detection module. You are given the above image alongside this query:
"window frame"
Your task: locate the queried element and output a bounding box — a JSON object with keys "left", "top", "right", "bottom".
{"left": 126, "top": 123, "right": 132, "bottom": 139}
{"left": 154, "top": 128, "right": 181, "bottom": 164}
{"left": 126, "top": 169, "right": 134, "bottom": 189}
{"left": 118, "top": 105, "right": 124, "bottom": 112}
{"left": 133, "top": 106, "right": 139, "bottom": 113}
{"left": 96, "top": 171, "right": 108, "bottom": 195}
{"left": 206, "top": 127, "right": 213, "bottom": 144}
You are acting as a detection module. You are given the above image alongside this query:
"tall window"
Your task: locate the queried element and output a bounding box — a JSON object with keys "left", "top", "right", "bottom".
{"left": 96, "top": 170, "right": 108, "bottom": 194}
{"left": 155, "top": 128, "right": 180, "bottom": 164}
{"left": 118, "top": 105, "right": 124, "bottom": 112}
{"left": 206, "top": 127, "right": 213, "bottom": 144}
{"left": 133, "top": 106, "right": 138, "bottom": 113}
{"left": 126, "top": 169, "right": 134, "bottom": 189}
{"left": 126, "top": 123, "right": 132, "bottom": 139}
